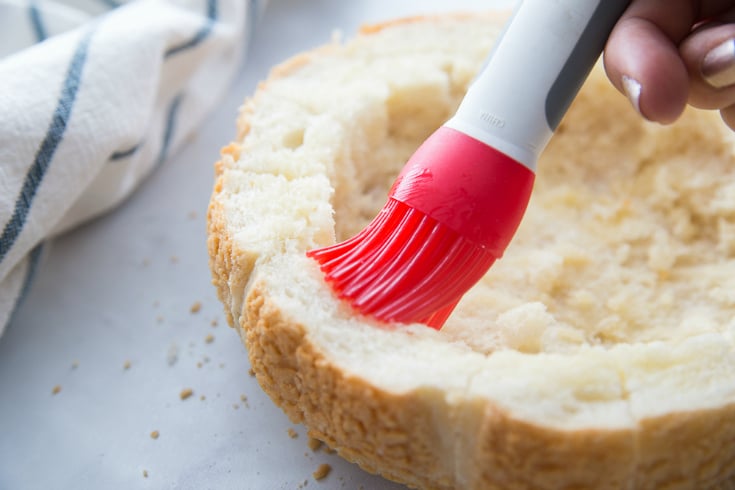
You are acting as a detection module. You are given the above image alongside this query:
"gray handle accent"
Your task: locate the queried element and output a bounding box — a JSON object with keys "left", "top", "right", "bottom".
{"left": 545, "top": 1, "right": 630, "bottom": 130}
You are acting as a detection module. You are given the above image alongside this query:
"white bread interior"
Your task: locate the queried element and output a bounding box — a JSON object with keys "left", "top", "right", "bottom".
{"left": 208, "top": 13, "right": 735, "bottom": 490}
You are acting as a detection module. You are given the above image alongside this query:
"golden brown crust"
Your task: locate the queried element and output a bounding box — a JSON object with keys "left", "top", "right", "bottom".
{"left": 207, "top": 13, "right": 735, "bottom": 490}
{"left": 244, "top": 280, "right": 454, "bottom": 489}
{"left": 633, "top": 407, "right": 735, "bottom": 489}
{"left": 239, "top": 278, "right": 735, "bottom": 489}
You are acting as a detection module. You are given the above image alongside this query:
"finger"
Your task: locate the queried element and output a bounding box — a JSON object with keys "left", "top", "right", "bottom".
{"left": 604, "top": 0, "right": 696, "bottom": 123}
{"left": 720, "top": 102, "right": 735, "bottom": 129}
{"left": 679, "top": 10, "right": 735, "bottom": 110}
{"left": 604, "top": 17, "right": 690, "bottom": 123}
{"left": 697, "top": 0, "right": 735, "bottom": 19}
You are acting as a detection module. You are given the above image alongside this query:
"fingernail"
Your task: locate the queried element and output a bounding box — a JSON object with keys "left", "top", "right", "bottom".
{"left": 702, "top": 39, "right": 735, "bottom": 88}
{"left": 621, "top": 75, "right": 643, "bottom": 116}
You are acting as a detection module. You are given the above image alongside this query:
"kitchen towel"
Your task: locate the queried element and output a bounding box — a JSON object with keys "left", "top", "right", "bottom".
{"left": 0, "top": 0, "right": 265, "bottom": 336}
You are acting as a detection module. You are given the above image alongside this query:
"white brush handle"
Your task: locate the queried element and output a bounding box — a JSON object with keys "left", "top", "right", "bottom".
{"left": 445, "top": 0, "right": 630, "bottom": 170}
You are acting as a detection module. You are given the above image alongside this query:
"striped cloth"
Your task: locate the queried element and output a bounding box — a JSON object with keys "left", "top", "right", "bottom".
{"left": 0, "top": 0, "right": 265, "bottom": 336}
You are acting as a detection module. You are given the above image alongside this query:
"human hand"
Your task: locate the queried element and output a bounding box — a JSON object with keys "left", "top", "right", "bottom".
{"left": 604, "top": 0, "right": 735, "bottom": 129}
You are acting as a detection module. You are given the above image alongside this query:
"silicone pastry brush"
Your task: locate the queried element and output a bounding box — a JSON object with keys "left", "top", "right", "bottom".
{"left": 308, "top": 0, "right": 631, "bottom": 329}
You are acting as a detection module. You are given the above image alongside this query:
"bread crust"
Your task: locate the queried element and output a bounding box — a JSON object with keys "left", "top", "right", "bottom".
{"left": 207, "top": 14, "right": 735, "bottom": 489}
{"left": 242, "top": 277, "right": 634, "bottom": 490}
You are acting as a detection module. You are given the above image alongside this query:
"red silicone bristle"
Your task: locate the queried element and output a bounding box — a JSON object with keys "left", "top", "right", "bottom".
{"left": 307, "top": 126, "right": 535, "bottom": 329}
{"left": 307, "top": 198, "right": 496, "bottom": 328}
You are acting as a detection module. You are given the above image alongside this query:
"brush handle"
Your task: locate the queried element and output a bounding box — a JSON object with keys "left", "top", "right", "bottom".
{"left": 390, "top": 0, "right": 630, "bottom": 255}
{"left": 445, "top": 0, "right": 630, "bottom": 170}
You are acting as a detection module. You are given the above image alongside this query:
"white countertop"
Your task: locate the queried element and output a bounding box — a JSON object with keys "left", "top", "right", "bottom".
{"left": 0, "top": 1, "right": 513, "bottom": 488}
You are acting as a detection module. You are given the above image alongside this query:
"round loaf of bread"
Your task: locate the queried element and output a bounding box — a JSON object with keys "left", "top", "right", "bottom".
{"left": 207, "top": 13, "right": 735, "bottom": 489}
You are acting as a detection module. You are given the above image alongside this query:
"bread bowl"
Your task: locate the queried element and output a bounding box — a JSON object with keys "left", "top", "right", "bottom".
{"left": 207, "top": 12, "right": 735, "bottom": 489}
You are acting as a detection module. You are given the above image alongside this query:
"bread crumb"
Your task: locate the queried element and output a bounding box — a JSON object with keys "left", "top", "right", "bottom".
{"left": 248, "top": 368, "right": 255, "bottom": 377}
{"left": 150, "top": 430, "right": 159, "bottom": 440}
{"left": 313, "top": 464, "right": 331, "bottom": 481}
{"left": 156, "top": 315, "right": 164, "bottom": 324}
{"left": 233, "top": 403, "right": 240, "bottom": 410}
{"left": 143, "top": 469, "right": 149, "bottom": 478}
{"left": 204, "top": 334, "right": 214, "bottom": 344}
{"left": 170, "top": 255, "right": 179, "bottom": 264}
{"left": 180, "top": 388, "right": 194, "bottom": 400}
{"left": 71, "top": 360, "right": 79, "bottom": 369}
{"left": 51, "top": 385, "right": 61, "bottom": 395}
{"left": 187, "top": 210, "right": 197, "bottom": 220}
{"left": 190, "top": 301, "right": 202, "bottom": 314}
{"left": 307, "top": 437, "right": 322, "bottom": 452}
{"left": 240, "top": 394, "right": 248, "bottom": 402}
{"left": 200, "top": 395, "right": 206, "bottom": 401}
{"left": 288, "top": 428, "right": 298, "bottom": 439}
{"left": 123, "top": 360, "right": 132, "bottom": 370}
{"left": 210, "top": 318, "right": 218, "bottom": 327}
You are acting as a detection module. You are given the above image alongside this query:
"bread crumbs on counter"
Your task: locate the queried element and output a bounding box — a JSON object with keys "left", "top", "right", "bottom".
{"left": 200, "top": 395, "right": 206, "bottom": 401}
{"left": 287, "top": 428, "right": 298, "bottom": 439}
{"left": 123, "top": 360, "right": 132, "bottom": 370}
{"left": 204, "top": 334, "right": 214, "bottom": 344}
{"left": 179, "top": 388, "right": 194, "bottom": 400}
{"left": 143, "top": 469, "right": 149, "bottom": 478}
{"left": 248, "top": 368, "right": 255, "bottom": 377}
{"left": 170, "top": 255, "right": 179, "bottom": 264}
{"left": 232, "top": 404, "right": 240, "bottom": 410}
{"left": 307, "top": 437, "right": 322, "bottom": 452}
{"left": 313, "top": 463, "right": 331, "bottom": 481}
{"left": 51, "top": 385, "right": 61, "bottom": 395}
{"left": 210, "top": 318, "right": 218, "bottom": 327}
{"left": 150, "top": 430, "right": 159, "bottom": 440}
{"left": 71, "top": 360, "right": 79, "bottom": 369}
{"left": 190, "top": 301, "right": 202, "bottom": 313}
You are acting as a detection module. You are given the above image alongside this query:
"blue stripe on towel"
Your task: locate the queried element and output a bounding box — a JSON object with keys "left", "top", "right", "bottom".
{"left": 110, "top": 142, "right": 142, "bottom": 161}
{"left": 164, "top": 0, "right": 218, "bottom": 58}
{"left": 8, "top": 242, "right": 45, "bottom": 325}
{"left": 156, "top": 94, "right": 183, "bottom": 167}
{"left": 28, "top": 0, "right": 48, "bottom": 42}
{"left": 18, "top": 242, "right": 44, "bottom": 304}
{"left": 0, "top": 28, "right": 95, "bottom": 263}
